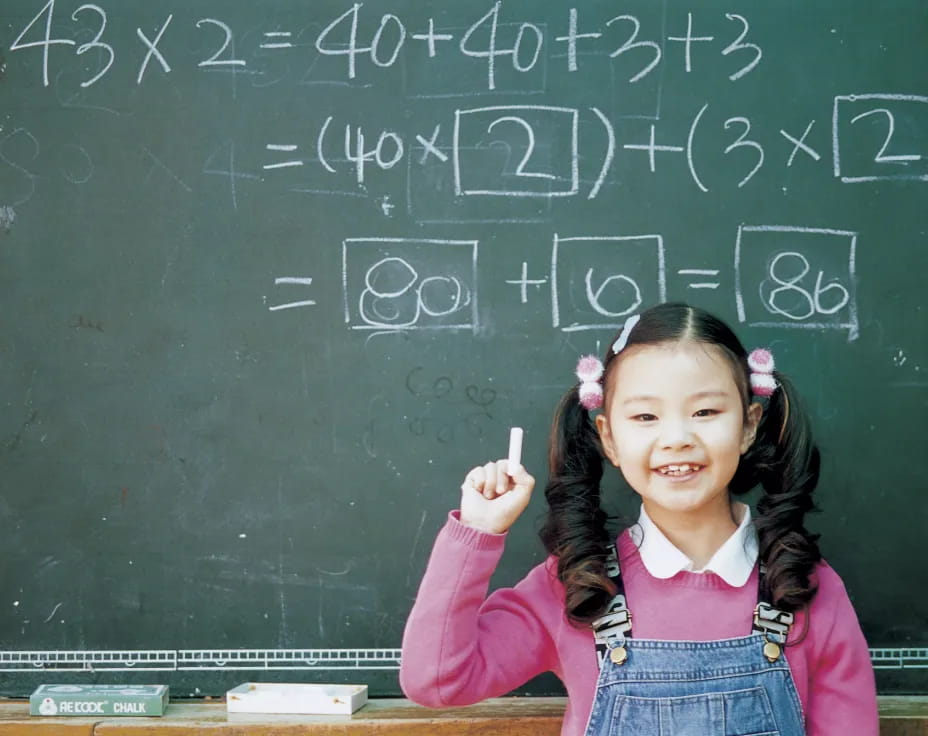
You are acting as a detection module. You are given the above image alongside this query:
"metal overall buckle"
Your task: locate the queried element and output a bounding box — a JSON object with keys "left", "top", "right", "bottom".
{"left": 593, "top": 597, "right": 633, "bottom": 666}
{"left": 753, "top": 602, "right": 794, "bottom": 663}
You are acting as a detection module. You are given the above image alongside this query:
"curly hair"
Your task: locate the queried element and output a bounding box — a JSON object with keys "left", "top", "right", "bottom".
{"left": 539, "top": 302, "right": 822, "bottom": 626}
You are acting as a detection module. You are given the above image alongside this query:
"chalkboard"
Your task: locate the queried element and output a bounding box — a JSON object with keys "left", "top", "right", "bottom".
{"left": 1, "top": 0, "right": 926, "bottom": 698}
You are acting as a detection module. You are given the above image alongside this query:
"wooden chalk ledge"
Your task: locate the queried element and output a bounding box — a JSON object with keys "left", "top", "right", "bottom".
{"left": 0, "top": 696, "right": 927, "bottom": 735}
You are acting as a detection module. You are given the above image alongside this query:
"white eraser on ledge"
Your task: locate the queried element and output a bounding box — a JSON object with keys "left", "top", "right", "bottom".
{"left": 226, "top": 683, "right": 368, "bottom": 715}
{"left": 508, "top": 427, "right": 523, "bottom": 470}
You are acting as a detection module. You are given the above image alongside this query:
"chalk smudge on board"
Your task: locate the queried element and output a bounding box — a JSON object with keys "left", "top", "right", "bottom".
{"left": 0, "top": 206, "right": 14, "bottom": 232}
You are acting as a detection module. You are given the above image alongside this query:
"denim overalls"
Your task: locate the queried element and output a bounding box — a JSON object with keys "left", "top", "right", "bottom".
{"left": 584, "top": 545, "right": 805, "bottom": 736}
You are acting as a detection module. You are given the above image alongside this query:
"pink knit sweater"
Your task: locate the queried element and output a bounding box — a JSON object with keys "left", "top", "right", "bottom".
{"left": 401, "top": 512, "right": 879, "bottom": 736}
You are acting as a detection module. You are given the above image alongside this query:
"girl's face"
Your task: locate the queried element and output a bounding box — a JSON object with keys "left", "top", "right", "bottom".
{"left": 595, "top": 341, "right": 762, "bottom": 524}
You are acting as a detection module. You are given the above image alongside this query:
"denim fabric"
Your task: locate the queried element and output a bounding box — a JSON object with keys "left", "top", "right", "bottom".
{"left": 584, "top": 634, "right": 805, "bottom": 735}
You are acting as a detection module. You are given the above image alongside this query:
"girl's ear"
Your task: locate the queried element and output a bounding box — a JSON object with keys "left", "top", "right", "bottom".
{"left": 741, "top": 402, "right": 763, "bottom": 454}
{"left": 595, "top": 413, "right": 620, "bottom": 467}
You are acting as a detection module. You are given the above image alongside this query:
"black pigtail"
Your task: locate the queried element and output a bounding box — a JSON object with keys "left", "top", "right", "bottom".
{"left": 538, "top": 387, "right": 615, "bottom": 626}
{"left": 738, "top": 372, "right": 823, "bottom": 612}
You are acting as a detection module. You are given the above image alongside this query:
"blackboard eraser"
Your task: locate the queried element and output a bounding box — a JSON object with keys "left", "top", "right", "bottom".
{"left": 226, "top": 682, "right": 368, "bottom": 714}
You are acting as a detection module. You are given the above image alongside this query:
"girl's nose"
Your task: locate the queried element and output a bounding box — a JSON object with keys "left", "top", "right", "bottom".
{"left": 658, "top": 418, "right": 695, "bottom": 449}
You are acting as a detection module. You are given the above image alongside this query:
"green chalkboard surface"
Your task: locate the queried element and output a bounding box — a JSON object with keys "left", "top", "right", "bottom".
{"left": 1, "top": 0, "right": 926, "bottom": 697}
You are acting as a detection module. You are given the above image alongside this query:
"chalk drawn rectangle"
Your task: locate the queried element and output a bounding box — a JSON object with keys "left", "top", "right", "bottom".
{"left": 342, "top": 238, "right": 478, "bottom": 331}
{"left": 734, "top": 226, "right": 859, "bottom": 341}
{"left": 454, "top": 106, "right": 579, "bottom": 197}
{"left": 833, "top": 94, "right": 928, "bottom": 182}
{"left": 552, "top": 235, "right": 666, "bottom": 331}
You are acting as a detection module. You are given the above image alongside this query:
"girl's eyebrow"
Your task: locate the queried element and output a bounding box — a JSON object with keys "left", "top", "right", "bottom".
{"left": 690, "top": 390, "right": 732, "bottom": 400}
{"left": 621, "top": 389, "right": 732, "bottom": 406}
{"left": 622, "top": 394, "right": 659, "bottom": 405}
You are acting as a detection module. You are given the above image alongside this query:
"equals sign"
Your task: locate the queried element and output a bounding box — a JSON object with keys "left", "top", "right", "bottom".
{"left": 269, "top": 277, "right": 316, "bottom": 311}
{"left": 260, "top": 31, "right": 293, "bottom": 49}
{"left": 263, "top": 144, "right": 303, "bottom": 170}
{"left": 678, "top": 269, "right": 720, "bottom": 289}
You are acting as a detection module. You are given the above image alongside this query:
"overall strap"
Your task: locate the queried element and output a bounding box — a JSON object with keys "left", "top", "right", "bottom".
{"left": 752, "top": 563, "right": 795, "bottom": 663}
{"left": 591, "top": 547, "right": 796, "bottom": 666}
{"left": 591, "top": 544, "right": 632, "bottom": 666}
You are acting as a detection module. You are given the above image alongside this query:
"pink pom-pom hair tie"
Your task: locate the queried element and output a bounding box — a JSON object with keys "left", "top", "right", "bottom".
{"left": 748, "top": 348, "right": 778, "bottom": 398}
{"left": 576, "top": 355, "right": 605, "bottom": 410}
{"left": 574, "top": 313, "right": 640, "bottom": 412}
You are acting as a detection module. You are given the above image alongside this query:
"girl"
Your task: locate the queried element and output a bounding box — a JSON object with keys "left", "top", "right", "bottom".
{"left": 400, "top": 302, "right": 878, "bottom": 736}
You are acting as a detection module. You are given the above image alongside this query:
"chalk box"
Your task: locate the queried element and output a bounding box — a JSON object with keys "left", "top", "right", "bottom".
{"left": 226, "top": 682, "right": 368, "bottom": 715}
{"left": 30, "top": 684, "right": 169, "bottom": 717}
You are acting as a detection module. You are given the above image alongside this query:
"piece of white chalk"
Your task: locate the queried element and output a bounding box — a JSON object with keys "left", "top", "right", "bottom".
{"left": 507, "top": 427, "right": 523, "bottom": 472}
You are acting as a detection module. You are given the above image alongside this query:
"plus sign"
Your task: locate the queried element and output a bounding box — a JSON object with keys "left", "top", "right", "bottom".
{"left": 554, "top": 8, "right": 602, "bottom": 72}
{"left": 411, "top": 18, "right": 454, "bottom": 58}
{"left": 623, "top": 125, "right": 684, "bottom": 172}
{"left": 505, "top": 262, "right": 548, "bottom": 304}
{"left": 667, "top": 12, "right": 714, "bottom": 72}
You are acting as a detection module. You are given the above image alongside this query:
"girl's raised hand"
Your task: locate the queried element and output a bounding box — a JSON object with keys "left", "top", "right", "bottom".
{"left": 460, "top": 461, "right": 535, "bottom": 534}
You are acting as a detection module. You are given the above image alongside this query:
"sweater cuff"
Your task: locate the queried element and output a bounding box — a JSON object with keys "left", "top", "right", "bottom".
{"left": 443, "top": 510, "right": 508, "bottom": 552}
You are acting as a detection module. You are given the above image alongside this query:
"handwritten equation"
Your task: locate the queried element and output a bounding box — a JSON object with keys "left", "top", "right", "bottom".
{"left": 4, "top": 0, "right": 925, "bottom": 211}
{"left": 268, "top": 229, "right": 859, "bottom": 340}
{"left": 1, "top": 0, "right": 920, "bottom": 347}
{"left": 291, "top": 97, "right": 928, "bottom": 201}
{"left": 3, "top": 94, "right": 924, "bottom": 219}
{"left": 11, "top": 2, "right": 768, "bottom": 90}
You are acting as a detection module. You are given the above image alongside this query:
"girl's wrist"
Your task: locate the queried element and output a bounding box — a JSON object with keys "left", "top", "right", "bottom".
{"left": 454, "top": 510, "right": 508, "bottom": 536}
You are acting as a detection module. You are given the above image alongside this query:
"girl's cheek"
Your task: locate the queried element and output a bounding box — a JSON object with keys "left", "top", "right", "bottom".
{"left": 615, "top": 428, "right": 652, "bottom": 450}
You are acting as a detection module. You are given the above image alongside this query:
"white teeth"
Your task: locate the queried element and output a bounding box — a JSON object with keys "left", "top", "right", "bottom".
{"left": 658, "top": 463, "right": 701, "bottom": 475}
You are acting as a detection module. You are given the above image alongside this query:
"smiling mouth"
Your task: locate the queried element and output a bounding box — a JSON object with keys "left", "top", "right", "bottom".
{"left": 654, "top": 463, "right": 705, "bottom": 476}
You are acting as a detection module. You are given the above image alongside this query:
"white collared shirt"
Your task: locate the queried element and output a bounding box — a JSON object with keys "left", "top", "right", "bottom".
{"left": 628, "top": 502, "right": 759, "bottom": 587}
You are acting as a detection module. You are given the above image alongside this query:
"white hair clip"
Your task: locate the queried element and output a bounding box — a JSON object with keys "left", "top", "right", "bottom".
{"left": 611, "top": 314, "right": 641, "bottom": 354}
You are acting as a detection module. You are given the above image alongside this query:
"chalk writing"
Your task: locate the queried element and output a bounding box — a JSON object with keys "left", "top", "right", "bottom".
{"left": 268, "top": 278, "right": 317, "bottom": 312}
{"left": 552, "top": 235, "right": 667, "bottom": 332}
{"left": 834, "top": 95, "right": 928, "bottom": 182}
{"left": 254, "top": 226, "right": 864, "bottom": 341}
{"left": 735, "top": 226, "right": 859, "bottom": 340}
{"left": 197, "top": 19, "right": 246, "bottom": 67}
{"left": 8, "top": 3, "right": 773, "bottom": 92}
{"left": 342, "top": 238, "right": 478, "bottom": 331}
{"left": 5, "top": 103, "right": 921, "bottom": 213}
{"left": 454, "top": 105, "right": 578, "bottom": 196}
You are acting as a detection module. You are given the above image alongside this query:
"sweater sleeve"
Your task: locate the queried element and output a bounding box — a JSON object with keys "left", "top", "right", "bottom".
{"left": 804, "top": 564, "right": 879, "bottom": 736}
{"left": 399, "top": 511, "right": 560, "bottom": 708}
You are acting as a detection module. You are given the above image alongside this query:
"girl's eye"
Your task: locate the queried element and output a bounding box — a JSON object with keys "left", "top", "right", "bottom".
{"left": 694, "top": 408, "right": 719, "bottom": 417}
{"left": 632, "top": 413, "right": 658, "bottom": 422}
